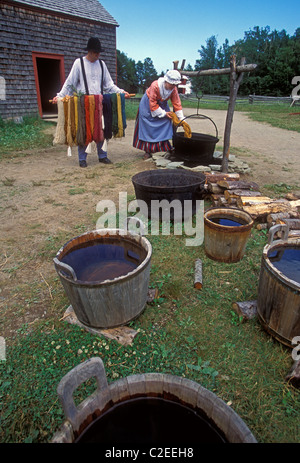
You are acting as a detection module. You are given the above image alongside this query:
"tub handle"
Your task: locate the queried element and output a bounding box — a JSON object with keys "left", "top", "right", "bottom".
{"left": 268, "top": 224, "right": 289, "bottom": 244}
{"left": 125, "top": 216, "right": 145, "bottom": 236}
{"left": 53, "top": 257, "right": 77, "bottom": 281}
{"left": 56, "top": 357, "right": 108, "bottom": 432}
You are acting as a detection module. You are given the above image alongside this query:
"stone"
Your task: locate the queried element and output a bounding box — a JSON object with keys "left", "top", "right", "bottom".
{"left": 213, "top": 151, "right": 222, "bottom": 159}
{"left": 166, "top": 162, "right": 184, "bottom": 168}
{"left": 208, "top": 164, "right": 222, "bottom": 171}
{"left": 152, "top": 153, "right": 166, "bottom": 160}
{"left": 155, "top": 158, "right": 171, "bottom": 167}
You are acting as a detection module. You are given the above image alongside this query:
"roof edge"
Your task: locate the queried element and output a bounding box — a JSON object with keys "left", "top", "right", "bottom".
{"left": 2, "top": 0, "right": 119, "bottom": 27}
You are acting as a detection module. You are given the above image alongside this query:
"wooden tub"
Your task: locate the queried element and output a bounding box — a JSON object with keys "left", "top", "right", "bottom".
{"left": 53, "top": 226, "right": 152, "bottom": 329}
{"left": 204, "top": 207, "right": 254, "bottom": 263}
{"left": 52, "top": 357, "right": 257, "bottom": 444}
{"left": 257, "top": 224, "right": 300, "bottom": 348}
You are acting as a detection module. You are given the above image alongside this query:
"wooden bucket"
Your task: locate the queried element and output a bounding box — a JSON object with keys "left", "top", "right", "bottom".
{"left": 257, "top": 224, "right": 300, "bottom": 348}
{"left": 52, "top": 357, "right": 257, "bottom": 444}
{"left": 53, "top": 224, "right": 152, "bottom": 329}
{"left": 204, "top": 207, "right": 254, "bottom": 263}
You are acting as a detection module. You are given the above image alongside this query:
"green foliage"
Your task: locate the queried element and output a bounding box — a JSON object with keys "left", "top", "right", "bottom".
{"left": 188, "top": 26, "right": 300, "bottom": 96}
{"left": 117, "top": 52, "right": 158, "bottom": 93}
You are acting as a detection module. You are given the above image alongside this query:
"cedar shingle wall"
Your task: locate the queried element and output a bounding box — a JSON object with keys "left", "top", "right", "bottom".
{"left": 0, "top": 4, "right": 117, "bottom": 119}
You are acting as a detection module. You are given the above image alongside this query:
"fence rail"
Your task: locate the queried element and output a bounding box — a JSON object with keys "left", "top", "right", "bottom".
{"left": 181, "top": 93, "right": 294, "bottom": 105}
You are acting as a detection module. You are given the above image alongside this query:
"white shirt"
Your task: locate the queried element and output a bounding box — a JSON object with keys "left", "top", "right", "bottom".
{"left": 151, "top": 77, "right": 184, "bottom": 120}
{"left": 57, "top": 57, "right": 123, "bottom": 97}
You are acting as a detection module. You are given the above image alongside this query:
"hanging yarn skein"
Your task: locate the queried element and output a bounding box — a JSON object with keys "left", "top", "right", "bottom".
{"left": 53, "top": 98, "right": 66, "bottom": 145}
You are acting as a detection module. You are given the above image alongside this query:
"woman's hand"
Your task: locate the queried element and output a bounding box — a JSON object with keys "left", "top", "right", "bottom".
{"left": 166, "top": 112, "right": 173, "bottom": 119}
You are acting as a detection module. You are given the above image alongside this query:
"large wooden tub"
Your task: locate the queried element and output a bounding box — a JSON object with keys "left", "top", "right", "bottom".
{"left": 52, "top": 357, "right": 257, "bottom": 444}
{"left": 53, "top": 227, "right": 152, "bottom": 329}
{"left": 257, "top": 224, "right": 300, "bottom": 348}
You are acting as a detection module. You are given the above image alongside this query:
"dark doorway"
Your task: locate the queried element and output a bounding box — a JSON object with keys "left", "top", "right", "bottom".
{"left": 32, "top": 52, "right": 65, "bottom": 118}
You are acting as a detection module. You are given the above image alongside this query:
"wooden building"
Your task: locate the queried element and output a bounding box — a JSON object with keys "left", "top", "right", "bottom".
{"left": 0, "top": 0, "right": 119, "bottom": 119}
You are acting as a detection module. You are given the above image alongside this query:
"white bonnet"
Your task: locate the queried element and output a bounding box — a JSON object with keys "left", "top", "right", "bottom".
{"left": 164, "top": 70, "right": 182, "bottom": 85}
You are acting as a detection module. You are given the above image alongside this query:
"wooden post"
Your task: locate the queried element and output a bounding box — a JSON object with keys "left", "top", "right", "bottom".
{"left": 221, "top": 56, "right": 246, "bottom": 173}
{"left": 174, "top": 57, "right": 257, "bottom": 174}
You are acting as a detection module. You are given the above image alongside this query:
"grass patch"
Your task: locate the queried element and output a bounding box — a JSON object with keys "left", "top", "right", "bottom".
{"left": 0, "top": 115, "right": 55, "bottom": 158}
{"left": 68, "top": 187, "right": 86, "bottom": 195}
{"left": 263, "top": 182, "right": 298, "bottom": 198}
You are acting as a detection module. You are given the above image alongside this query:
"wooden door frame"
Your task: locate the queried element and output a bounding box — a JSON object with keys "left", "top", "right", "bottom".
{"left": 32, "top": 51, "right": 65, "bottom": 116}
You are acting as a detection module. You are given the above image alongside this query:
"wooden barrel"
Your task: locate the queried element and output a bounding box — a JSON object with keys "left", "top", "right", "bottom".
{"left": 53, "top": 226, "right": 152, "bottom": 329}
{"left": 257, "top": 224, "right": 300, "bottom": 348}
{"left": 52, "top": 357, "right": 257, "bottom": 444}
{"left": 204, "top": 207, "right": 254, "bottom": 263}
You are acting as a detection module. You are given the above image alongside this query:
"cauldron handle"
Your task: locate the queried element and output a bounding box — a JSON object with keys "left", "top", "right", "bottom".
{"left": 173, "top": 114, "right": 218, "bottom": 139}
{"left": 56, "top": 357, "right": 108, "bottom": 433}
{"left": 53, "top": 257, "right": 77, "bottom": 281}
{"left": 268, "top": 224, "right": 289, "bottom": 244}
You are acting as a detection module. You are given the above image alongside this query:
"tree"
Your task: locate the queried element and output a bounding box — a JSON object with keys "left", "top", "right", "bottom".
{"left": 136, "top": 57, "right": 158, "bottom": 92}
{"left": 116, "top": 50, "right": 139, "bottom": 93}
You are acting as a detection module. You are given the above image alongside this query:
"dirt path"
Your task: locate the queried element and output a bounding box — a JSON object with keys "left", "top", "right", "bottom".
{"left": 0, "top": 110, "right": 299, "bottom": 339}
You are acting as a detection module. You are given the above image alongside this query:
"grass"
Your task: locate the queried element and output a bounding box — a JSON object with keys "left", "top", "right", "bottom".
{"left": 0, "top": 115, "right": 55, "bottom": 158}
{"left": 0, "top": 101, "right": 299, "bottom": 444}
{"left": 0, "top": 218, "right": 299, "bottom": 443}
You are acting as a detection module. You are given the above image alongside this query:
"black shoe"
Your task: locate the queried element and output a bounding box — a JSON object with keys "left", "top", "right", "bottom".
{"left": 79, "top": 160, "right": 87, "bottom": 168}
{"left": 99, "top": 157, "right": 112, "bottom": 164}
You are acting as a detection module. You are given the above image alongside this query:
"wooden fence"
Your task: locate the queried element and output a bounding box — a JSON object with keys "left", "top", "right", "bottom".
{"left": 181, "top": 94, "right": 293, "bottom": 105}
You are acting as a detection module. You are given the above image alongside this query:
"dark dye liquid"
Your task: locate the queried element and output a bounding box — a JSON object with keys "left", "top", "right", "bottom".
{"left": 75, "top": 397, "right": 226, "bottom": 444}
{"left": 268, "top": 246, "right": 300, "bottom": 284}
{"left": 210, "top": 216, "right": 246, "bottom": 227}
{"left": 61, "top": 242, "right": 142, "bottom": 282}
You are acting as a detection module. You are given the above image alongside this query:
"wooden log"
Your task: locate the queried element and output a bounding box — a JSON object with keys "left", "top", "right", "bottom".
{"left": 217, "top": 196, "right": 228, "bottom": 207}
{"left": 243, "top": 201, "right": 294, "bottom": 220}
{"left": 224, "top": 189, "right": 261, "bottom": 199}
{"left": 207, "top": 182, "right": 224, "bottom": 194}
{"left": 281, "top": 218, "right": 300, "bottom": 230}
{"left": 289, "top": 200, "right": 300, "bottom": 210}
{"left": 211, "top": 194, "right": 225, "bottom": 206}
{"left": 288, "top": 230, "right": 300, "bottom": 238}
{"left": 232, "top": 300, "right": 257, "bottom": 322}
{"left": 267, "top": 212, "right": 291, "bottom": 224}
{"left": 194, "top": 259, "right": 203, "bottom": 290}
{"left": 236, "top": 196, "right": 272, "bottom": 208}
{"left": 181, "top": 63, "right": 257, "bottom": 77}
{"left": 205, "top": 172, "right": 240, "bottom": 183}
{"left": 218, "top": 180, "right": 260, "bottom": 190}
{"left": 285, "top": 360, "right": 300, "bottom": 389}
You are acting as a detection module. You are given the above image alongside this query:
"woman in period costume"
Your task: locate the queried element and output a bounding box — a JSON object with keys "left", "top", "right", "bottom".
{"left": 133, "top": 70, "right": 185, "bottom": 159}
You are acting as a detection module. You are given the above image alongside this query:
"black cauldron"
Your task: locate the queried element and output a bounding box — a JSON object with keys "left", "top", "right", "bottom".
{"left": 173, "top": 114, "right": 219, "bottom": 165}
{"left": 131, "top": 169, "right": 205, "bottom": 221}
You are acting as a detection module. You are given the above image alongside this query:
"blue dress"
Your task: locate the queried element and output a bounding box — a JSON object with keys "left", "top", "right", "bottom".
{"left": 133, "top": 93, "right": 173, "bottom": 154}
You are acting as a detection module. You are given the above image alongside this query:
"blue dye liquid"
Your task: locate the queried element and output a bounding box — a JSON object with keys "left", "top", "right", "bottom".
{"left": 210, "top": 217, "right": 246, "bottom": 227}
{"left": 268, "top": 246, "right": 300, "bottom": 284}
{"left": 61, "top": 242, "right": 141, "bottom": 282}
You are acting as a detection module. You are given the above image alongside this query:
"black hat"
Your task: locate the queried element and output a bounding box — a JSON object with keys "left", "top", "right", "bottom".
{"left": 85, "top": 37, "right": 103, "bottom": 52}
